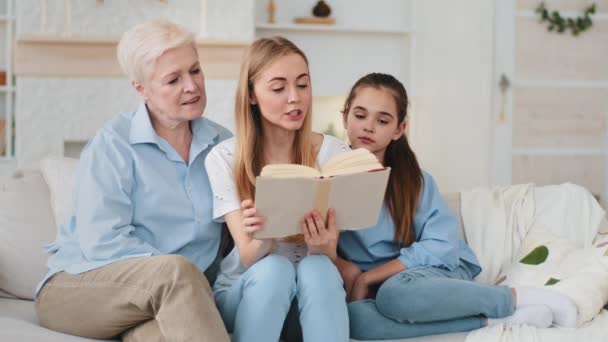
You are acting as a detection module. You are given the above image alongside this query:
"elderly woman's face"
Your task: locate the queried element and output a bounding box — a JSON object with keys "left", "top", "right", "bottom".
{"left": 138, "top": 45, "right": 206, "bottom": 127}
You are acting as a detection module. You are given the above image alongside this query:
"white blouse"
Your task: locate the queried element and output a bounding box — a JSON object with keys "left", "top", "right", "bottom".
{"left": 205, "top": 134, "right": 350, "bottom": 293}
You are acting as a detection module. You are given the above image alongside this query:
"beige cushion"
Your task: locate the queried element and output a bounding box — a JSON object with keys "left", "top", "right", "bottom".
{"left": 0, "top": 172, "right": 56, "bottom": 299}
{"left": 0, "top": 297, "right": 466, "bottom": 342}
{"left": 40, "top": 157, "right": 79, "bottom": 228}
{"left": 0, "top": 298, "right": 116, "bottom": 341}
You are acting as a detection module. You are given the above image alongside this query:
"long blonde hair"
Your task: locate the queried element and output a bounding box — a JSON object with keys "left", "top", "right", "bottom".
{"left": 234, "top": 36, "right": 316, "bottom": 201}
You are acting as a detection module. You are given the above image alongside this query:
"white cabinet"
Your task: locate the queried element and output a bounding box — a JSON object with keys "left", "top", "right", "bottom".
{"left": 0, "top": 0, "right": 14, "bottom": 159}
{"left": 254, "top": 0, "right": 415, "bottom": 97}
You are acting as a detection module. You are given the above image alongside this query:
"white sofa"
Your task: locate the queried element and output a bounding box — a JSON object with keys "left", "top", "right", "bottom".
{"left": 0, "top": 168, "right": 469, "bottom": 342}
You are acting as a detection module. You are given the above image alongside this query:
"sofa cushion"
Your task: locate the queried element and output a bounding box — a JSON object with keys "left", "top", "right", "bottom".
{"left": 443, "top": 192, "right": 466, "bottom": 242}
{"left": 40, "top": 157, "right": 79, "bottom": 228}
{"left": 0, "top": 298, "right": 117, "bottom": 341}
{"left": 0, "top": 298, "right": 465, "bottom": 342}
{"left": 0, "top": 172, "right": 57, "bottom": 299}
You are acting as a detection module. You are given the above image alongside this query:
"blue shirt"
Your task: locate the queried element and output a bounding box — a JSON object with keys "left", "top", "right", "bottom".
{"left": 36, "top": 103, "right": 232, "bottom": 295}
{"left": 338, "top": 171, "right": 481, "bottom": 277}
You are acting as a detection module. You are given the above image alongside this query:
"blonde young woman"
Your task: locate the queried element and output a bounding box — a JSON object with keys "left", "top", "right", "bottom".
{"left": 205, "top": 37, "right": 349, "bottom": 341}
{"left": 35, "top": 20, "right": 230, "bottom": 342}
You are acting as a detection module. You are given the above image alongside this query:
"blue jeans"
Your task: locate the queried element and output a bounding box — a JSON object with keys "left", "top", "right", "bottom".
{"left": 215, "top": 254, "right": 348, "bottom": 342}
{"left": 348, "top": 264, "right": 514, "bottom": 340}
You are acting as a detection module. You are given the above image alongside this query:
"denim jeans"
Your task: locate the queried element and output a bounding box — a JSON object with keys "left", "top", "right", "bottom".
{"left": 348, "top": 263, "right": 514, "bottom": 340}
{"left": 215, "top": 254, "right": 349, "bottom": 342}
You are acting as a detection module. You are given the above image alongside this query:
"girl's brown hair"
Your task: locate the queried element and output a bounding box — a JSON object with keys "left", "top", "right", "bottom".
{"left": 342, "top": 73, "right": 423, "bottom": 247}
{"left": 234, "top": 36, "right": 316, "bottom": 202}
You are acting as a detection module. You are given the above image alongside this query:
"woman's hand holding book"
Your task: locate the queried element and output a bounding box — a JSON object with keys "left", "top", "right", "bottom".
{"left": 302, "top": 208, "right": 339, "bottom": 262}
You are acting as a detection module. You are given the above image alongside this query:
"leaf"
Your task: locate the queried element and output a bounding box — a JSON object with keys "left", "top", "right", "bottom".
{"left": 545, "top": 277, "right": 560, "bottom": 286}
{"left": 520, "top": 245, "right": 549, "bottom": 265}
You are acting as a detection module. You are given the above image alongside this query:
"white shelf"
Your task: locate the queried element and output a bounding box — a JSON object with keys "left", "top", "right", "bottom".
{"left": 256, "top": 22, "right": 412, "bottom": 35}
{"left": 0, "top": 156, "right": 15, "bottom": 162}
{"left": 0, "top": 86, "right": 14, "bottom": 93}
{"left": 0, "top": 15, "right": 15, "bottom": 22}
{"left": 513, "top": 80, "right": 608, "bottom": 89}
{"left": 512, "top": 148, "right": 605, "bottom": 156}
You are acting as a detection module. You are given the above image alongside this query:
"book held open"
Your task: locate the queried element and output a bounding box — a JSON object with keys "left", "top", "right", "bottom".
{"left": 254, "top": 148, "right": 391, "bottom": 239}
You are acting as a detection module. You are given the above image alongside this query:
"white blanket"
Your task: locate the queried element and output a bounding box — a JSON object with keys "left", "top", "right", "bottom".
{"left": 461, "top": 183, "right": 608, "bottom": 342}
{"left": 466, "top": 309, "right": 608, "bottom": 342}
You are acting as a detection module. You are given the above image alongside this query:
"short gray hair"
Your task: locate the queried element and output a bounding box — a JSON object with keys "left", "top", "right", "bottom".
{"left": 117, "top": 20, "right": 196, "bottom": 84}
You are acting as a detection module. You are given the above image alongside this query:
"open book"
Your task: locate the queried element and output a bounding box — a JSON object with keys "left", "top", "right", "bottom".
{"left": 254, "top": 148, "right": 390, "bottom": 239}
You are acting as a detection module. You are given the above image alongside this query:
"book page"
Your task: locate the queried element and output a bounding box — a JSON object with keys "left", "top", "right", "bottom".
{"left": 321, "top": 148, "right": 383, "bottom": 177}
{"left": 260, "top": 164, "right": 321, "bottom": 178}
{"left": 327, "top": 168, "right": 390, "bottom": 231}
{"left": 254, "top": 176, "right": 319, "bottom": 238}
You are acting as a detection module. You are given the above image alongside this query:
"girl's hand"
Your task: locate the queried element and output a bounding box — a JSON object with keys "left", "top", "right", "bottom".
{"left": 241, "top": 199, "right": 267, "bottom": 237}
{"left": 335, "top": 258, "right": 362, "bottom": 299}
{"left": 302, "top": 208, "right": 339, "bottom": 262}
{"left": 349, "top": 273, "right": 371, "bottom": 302}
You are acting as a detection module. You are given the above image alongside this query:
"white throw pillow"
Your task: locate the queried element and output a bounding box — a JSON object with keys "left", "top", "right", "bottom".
{"left": 40, "top": 157, "right": 79, "bottom": 227}
{"left": 0, "top": 172, "right": 57, "bottom": 299}
{"left": 497, "top": 229, "right": 608, "bottom": 326}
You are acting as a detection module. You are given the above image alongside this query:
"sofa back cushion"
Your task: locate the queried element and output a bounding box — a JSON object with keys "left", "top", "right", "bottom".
{"left": 443, "top": 192, "right": 466, "bottom": 242}
{"left": 40, "top": 157, "right": 79, "bottom": 229}
{"left": 0, "top": 171, "right": 57, "bottom": 300}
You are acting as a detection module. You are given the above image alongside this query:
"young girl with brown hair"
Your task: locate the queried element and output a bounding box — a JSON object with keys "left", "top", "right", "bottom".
{"left": 337, "top": 73, "right": 578, "bottom": 340}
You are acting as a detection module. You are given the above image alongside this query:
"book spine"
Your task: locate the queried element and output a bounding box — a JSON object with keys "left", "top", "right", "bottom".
{"left": 313, "top": 178, "right": 332, "bottom": 218}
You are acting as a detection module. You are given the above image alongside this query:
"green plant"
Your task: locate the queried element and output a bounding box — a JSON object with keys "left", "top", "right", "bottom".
{"left": 520, "top": 245, "right": 549, "bottom": 265}
{"left": 535, "top": 2, "right": 596, "bottom": 36}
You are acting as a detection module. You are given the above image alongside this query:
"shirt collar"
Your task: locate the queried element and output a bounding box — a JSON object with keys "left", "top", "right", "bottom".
{"left": 129, "top": 103, "right": 161, "bottom": 145}
{"left": 189, "top": 114, "right": 220, "bottom": 157}
{"left": 129, "top": 102, "right": 220, "bottom": 160}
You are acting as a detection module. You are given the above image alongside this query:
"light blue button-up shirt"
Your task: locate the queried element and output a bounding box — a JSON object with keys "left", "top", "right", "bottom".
{"left": 36, "top": 103, "right": 232, "bottom": 295}
{"left": 338, "top": 171, "right": 482, "bottom": 277}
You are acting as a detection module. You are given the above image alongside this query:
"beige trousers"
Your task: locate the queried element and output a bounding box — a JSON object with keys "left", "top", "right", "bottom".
{"left": 35, "top": 255, "right": 230, "bottom": 342}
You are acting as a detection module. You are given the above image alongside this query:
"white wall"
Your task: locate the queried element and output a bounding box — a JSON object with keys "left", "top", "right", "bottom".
{"left": 410, "top": 0, "right": 495, "bottom": 192}
{"left": 7, "top": 0, "right": 497, "bottom": 191}
{"left": 17, "top": 0, "right": 254, "bottom": 40}
{"left": 13, "top": 0, "right": 251, "bottom": 170}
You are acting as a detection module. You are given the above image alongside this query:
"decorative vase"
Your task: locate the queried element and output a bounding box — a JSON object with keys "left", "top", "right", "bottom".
{"left": 267, "top": 0, "right": 276, "bottom": 24}
{"left": 312, "top": 0, "right": 331, "bottom": 18}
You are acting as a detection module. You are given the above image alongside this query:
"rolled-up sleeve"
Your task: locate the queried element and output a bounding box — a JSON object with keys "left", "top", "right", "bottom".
{"left": 75, "top": 131, "right": 161, "bottom": 261}
{"left": 397, "top": 172, "right": 460, "bottom": 270}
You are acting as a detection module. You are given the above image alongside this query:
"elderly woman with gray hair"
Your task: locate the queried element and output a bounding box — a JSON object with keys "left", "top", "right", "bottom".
{"left": 34, "top": 20, "right": 231, "bottom": 342}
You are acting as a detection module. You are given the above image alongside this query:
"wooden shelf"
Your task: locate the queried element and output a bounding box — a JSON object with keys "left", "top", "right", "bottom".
{"left": 256, "top": 23, "right": 412, "bottom": 35}
{"left": 17, "top": 35, "right": 250, "bottom": 46}
{"left": 15, "top": 35, "right": 251, "bottom": 79}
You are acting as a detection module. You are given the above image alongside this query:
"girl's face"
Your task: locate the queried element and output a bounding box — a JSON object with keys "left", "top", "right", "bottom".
{"left": 344, "top": 86, "right": 405, "bottom": 162}
{"left": 251, "top": 53, "right": 312, "bottom": 132}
